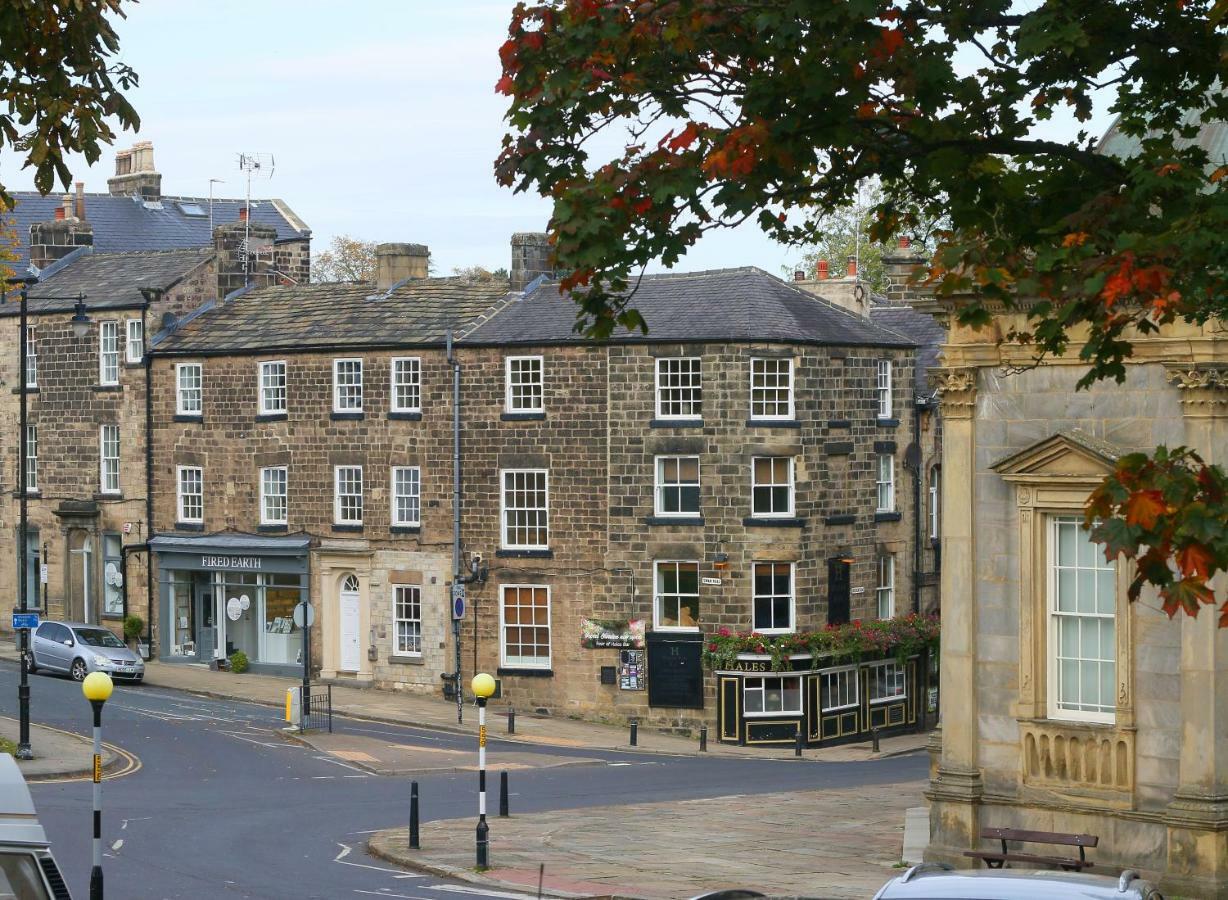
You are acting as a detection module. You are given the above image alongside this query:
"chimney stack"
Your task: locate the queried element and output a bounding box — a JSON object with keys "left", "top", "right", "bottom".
{"left": 29, "top": 208, "right": 94, "bottom": 271}
{"left": 375, "top": 243, "right": 430, "bottom": 291}
{"left": 214, "top": 221, "right": 277, "bottom": 298}
{"left": 881, "top": 235, "right": 926, "bottom": 306}
{"left": 816, "top": 259, "right": 829, "bottom": 280}
{"left": 75, "top": 182, "right": 86, "bottom": 221}
{"left": 510, "top": 232, "right": 554, "bottom": 292}
{"left": 107, "top": 141, "right": 161, "bottom": 200}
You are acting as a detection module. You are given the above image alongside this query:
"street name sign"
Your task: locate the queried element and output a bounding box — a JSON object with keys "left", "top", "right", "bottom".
{"left": 11, "top": 612, "right": 39, "bottom": 630}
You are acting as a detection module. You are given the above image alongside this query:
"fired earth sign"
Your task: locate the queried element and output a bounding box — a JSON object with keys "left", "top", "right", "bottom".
{"left": 200, "top": 555, "right": 263, "bottom": 570}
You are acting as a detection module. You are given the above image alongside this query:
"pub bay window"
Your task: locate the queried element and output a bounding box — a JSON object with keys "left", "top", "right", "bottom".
{"left": 176, "top": 363, "right": 203, "bottom": 416}
{"left": 391, "top": 357, "right": 421, "bottom": 413}
{"left": 751, "top": 456, "right": 793, "bottom": 517}
{"left": 655, "top": 357, "right": 702, "bottom": 419}
{"left": 393, "top": 585, "right": 422, "bottom": 657}
{"left": 177, "top": 466, "right": 203, "bottom": 523}
{"left": 99, "top": 320, "right": 120, "bottom": 385}
{"left": 260, "top": 467, "right": 288, "bottom": 525}
{"left": 391, "top": 466, "right": 421, "bottom": 527}
{"left": 876, "top": 453, "right": 895, "bottom": 512}
{"left": 126, "top": 319, "right": 144, "bottom": 364}
{"left": 876, "top": 359, "right": 893, "bottom": 419}
{"left": 654, "top": 455, "right": 700, "bottom": 516}
{"left": 100, "top": 424, "right": 120, "bottom": 495}
{"left": 744, "top": 675, "right": 802, "bottom": 715}
{"left": 25, "top": 425, "right": 37, "bottom": 493}
{"left": 505, "top": 355, "right": 544, "bottom": 413}
{"left": 333, "top": 358, "right": 363, "bottom": 412}
{"left": 821, "top": 666, "right": 858, "bottom": 713}
{"left": 500, "top": 584, "right": 551, "bottom": 669}
{"left": 24, "top": 325, "right": 36, "bottom": 388}
{"left": 501, "top": 469, "right": 548, "bottom": 549}
{"left": 876, "top": 555, "right": 895, "bottom": 619}
{"left": 749, "top": 357, "right": 794, "bottom": 420}
{"left": 867, "top": 660, "right": 907, "bottom": 704}
{"left": 334, "top": 466, "right": 364, "bottom": 525}
{"left": 655, "top": 560, "right": 699, "bottom": 630}
{"left": 259, "top": 360, "right": 287, "bottom": 414}
{"left": 752, "top": 562, "right": 794, "bottom": 633}
{"left": 1050, "top": 516, "right": 1117, "bottom": 723}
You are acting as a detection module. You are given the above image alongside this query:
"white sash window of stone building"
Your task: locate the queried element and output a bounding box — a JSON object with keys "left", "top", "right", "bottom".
{"left": 1048, "top": 516, "right": 1117, "bottom": 723}
{"left": 258, "top": 361, "right": 287, "bottom": 414}
{"left": 749, "top": 357, "right": 794, "bottom": 420}
{"left": 876, "top": 453, "right": 895, "bottom": 512}
{"left": 929, "top": 466, "right": 940, "bottom": 540}
{"left": 505, "top": 356, "right": 544, "bottom": 413}
{"left": 751, "top": 456, "right": 794, "bottom": 517}
{"left": 655, "top": 357, "right": 702, "bottom": 419}
{"left": 24, "top": 325, "right": 36, "bottom": 388}
{"left": 332, "top": 358, "right": 363, "bottom": 412}
{"left": 391, "top": 466, "right": 421, "bottom": 527}
{"left": 176, "top": 466, "right": 203, "bottom": 523}
{"left": 334, "top": 466, "right": 364, "bottom": 525}
{"left": 393, "top": 585, "right": 422, "bottom": 657}
{"left": 500, "top": 469, "right": 548, "bottom": 549}
{"left": 876, "top": 359, "right": 893, "bottom": 419}
{"left": 744, "top": 675, "right": 802, "bottom": 715}
{"left": 99, "top": 425, "right": 120, "bottom": 495}
{"left": 175, "top": 363, "right": 202, "bottom": 416}
{"left": 876, "top": 554, "right": 895, "bottom": 619}
{"left": 654, "top": 456, "right": 700, "bottom": 516}
{"left": 500, "top": 584, "right": 551, "bottom": 668}
{"left": 752, "top": 562, "right": 794, "bottom": 633}
{"left": 260, "top": 466, "right": 288, "bottom": 525}
{"left": 126, "top": 319, "right": 144, "bottom": 364}
{"left": 25, "top": 425, "right": 37, "bottom": 493}
{"left": 99, "top": 321, "right": 120, "bottom": 385}
{"left": 820, "top": 665, "right": 859, "bottom": 712}
{"left": 867, "top": 660, "right": 907, "bottom": 703}
{"left": 654, "top": 560, "right": 700, "bottom": 630}
{"left": 391, "top": 357, "right": 421, "bottom": 413}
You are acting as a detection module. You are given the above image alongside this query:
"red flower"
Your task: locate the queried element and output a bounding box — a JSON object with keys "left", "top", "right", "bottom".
{"left": 718, "top": 627, "right": 731, "bottom": 637}
{"left": 707, "top": 643, "right": 717, "bottom": 652}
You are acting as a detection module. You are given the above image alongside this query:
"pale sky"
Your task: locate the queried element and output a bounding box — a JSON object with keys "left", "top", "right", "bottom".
{"left": 1, "top": 1, "right": 1114, "bottom": 278}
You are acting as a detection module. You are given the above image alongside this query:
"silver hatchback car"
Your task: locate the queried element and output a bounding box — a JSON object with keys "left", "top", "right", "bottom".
{"left": 875, "top": 864, "right": 1163, "bottom": 900}
{"left": 29, "top": 621, "right": 144, "bottom": 684}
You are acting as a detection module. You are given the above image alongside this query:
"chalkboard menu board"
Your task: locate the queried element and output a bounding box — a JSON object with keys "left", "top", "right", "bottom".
{"left": 647, "top": 632, "right": 704, "bottom": 709}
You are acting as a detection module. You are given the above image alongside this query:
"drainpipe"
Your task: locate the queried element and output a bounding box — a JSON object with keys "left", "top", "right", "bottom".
{"left": 140, "top": 290, "right": 160, "bottom": 656}
{"left": 448, "top": 330, "right": 463, "bottom": 725}
{"left": 911, "top": 396, "right": 926, "bottom": 616}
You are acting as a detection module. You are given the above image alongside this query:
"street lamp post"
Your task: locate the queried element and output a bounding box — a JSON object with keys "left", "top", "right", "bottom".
{"left": 82, "top": 671, "right": 113, "bottom": 900}
{"left": 471, "top": 672, "right": 496, "bottom": 869}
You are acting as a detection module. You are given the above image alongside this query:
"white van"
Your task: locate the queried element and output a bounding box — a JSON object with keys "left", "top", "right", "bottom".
{"left": 0, "top": 755, "right": 70, "bottom": 899}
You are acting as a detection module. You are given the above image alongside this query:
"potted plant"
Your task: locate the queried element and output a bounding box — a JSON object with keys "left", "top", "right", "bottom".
{"left": 228, "top": 650, "right": 249, "bottom": 674}
{"left": 122, "top": 615, "right": 144, "bottom": 649}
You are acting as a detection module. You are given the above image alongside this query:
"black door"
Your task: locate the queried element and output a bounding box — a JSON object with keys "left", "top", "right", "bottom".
{"left": 827, "top": 558, "right": 851, "bottom": 625}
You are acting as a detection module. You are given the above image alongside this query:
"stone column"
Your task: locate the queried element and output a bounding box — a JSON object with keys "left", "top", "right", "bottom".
{"left": 924, "top": 366, "right": 983, "bottom": 865}
{"left": 1163, "top": 366, "right": 1228, "bottom": 898}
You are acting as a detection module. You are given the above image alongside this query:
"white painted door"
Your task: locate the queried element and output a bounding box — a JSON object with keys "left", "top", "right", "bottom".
{"left": 339, "top": 575, "right": 361, "bottom": 672}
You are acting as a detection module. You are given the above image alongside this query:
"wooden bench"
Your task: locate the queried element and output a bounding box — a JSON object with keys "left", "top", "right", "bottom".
{"left": 964, "top": 827, "right": 1098, "bottom": 871}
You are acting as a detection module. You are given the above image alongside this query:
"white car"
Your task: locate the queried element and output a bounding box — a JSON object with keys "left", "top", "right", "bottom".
{"left": 874, "top": 864, "right": 1163, "bottom": 899}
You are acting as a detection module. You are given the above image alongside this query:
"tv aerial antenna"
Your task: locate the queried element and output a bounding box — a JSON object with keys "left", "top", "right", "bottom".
{"left": 236, "top": 153, "right": 275, "bottom": 282}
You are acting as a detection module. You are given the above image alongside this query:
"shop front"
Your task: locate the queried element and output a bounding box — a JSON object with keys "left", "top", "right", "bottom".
{"left": 150, "top": 534, "right": 310, "bottom": 676}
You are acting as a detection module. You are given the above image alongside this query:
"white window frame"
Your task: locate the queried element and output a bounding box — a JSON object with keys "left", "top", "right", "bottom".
{"left": 24, "top": 325, "right": 36, "bottom": 388}
{"left": 749, "top": 357, "right": 794, "bottom": 420}
{"left": 334, "top": 465, "right": 364, "bottom": 525}
{"left": 1047, "top": 515, "right": 1117, "bottom": 724}
{"left": 99, "top": 320, "right": 120, "bottom": 386}
{"left": 876, "top": 554, "right": 895, "bottom": 619}
{"left": 653, "top": 559, "right": 700, "bottom": 632}
{"left": 332, "top": 358, "right": 363, "bottom": 413}
{"left": 820, "top": 665, "right": 859, "bottom": 712}
{"left": 260, "top": 466, "right": 288, "bottom": 526}
{"left": 391, "top": 466, "right": 421, "bottom": 527}
{"left": 505, "top": 355, "right": 544, "bottom": 413}
{"left": 876, "top": 358, "right": 893, "bottom": 419}
{"left": 654, "top": 357, "right": 703, "bottom": 419}
{"left": 751, "top": 561, "right": 795, "bottom": 634}
{"left": 743, "top": 675, "right": 803, "bottom": 717}
{"left": 175, "top": 363, "right": 203, "bottom": 416}
{"left": 176, "top": 466, "right": 203, "bottom": 524}
{"left": 391, "top": 357, "right": 422, "bottom": 414}
{"left": 99, "top": 424, "right": 120, "bottom": 495}
{"left": 876, "top": 453, "right": 895, "bottom": 512}
{"left": 654, "top": 455, "right": 700, "bottom": 517}
{"left": 393, "top": 585, "right": 423, "bottom": 657}
{"left": 25, "top": 425, "right": 37, "bottom": 493}
{"left": 929, "top": 467, "right": 940, "bottom": 540}
{"left": 126, "top": 319, "right": 144, "bottom": 364}
{"left": 751, "top": 456, "right": 794, "bottom": 518}
{"left": 258, "top": 360, "right": 287, "bottom": 415}
{"left": 499, "top": 584, "right": 552, "bottom": 669}
{"left": 866, "top": 660, "right": 907, "bottom": 704}
{"left": 500, "top": 469, "right": 549, "bottom": 550}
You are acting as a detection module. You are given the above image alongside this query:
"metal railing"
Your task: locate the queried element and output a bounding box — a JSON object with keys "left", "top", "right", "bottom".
{"left": 301, "top": 684, "right": 333, "bottom": 733}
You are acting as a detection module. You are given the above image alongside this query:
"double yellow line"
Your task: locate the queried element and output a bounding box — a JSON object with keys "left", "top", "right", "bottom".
{"left": 23, "top": 723, "right": 141, "bottom": 784}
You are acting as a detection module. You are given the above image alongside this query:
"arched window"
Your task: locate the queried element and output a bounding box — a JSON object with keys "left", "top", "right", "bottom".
{"left": 341, "top": 574, "right": 359, "bottom": 594}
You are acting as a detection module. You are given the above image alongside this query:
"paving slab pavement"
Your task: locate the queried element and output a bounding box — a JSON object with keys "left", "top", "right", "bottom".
{"left": 0, "top": 715, "right": 122, "bottom": 781}
{"left": 369, "top": 779, "right": 924, "bottom": 899}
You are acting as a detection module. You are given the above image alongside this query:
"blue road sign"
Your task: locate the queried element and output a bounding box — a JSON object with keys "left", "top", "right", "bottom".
{"left": 11, "top": 613, "right": 39, "bottom": 631}
{"left": 451, "top": 583, "right": 466, "bottom": 620}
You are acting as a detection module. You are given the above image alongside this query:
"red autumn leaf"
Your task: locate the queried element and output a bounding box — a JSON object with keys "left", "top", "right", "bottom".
{"left": 495, "top": 74, "right": 514, "bottom": 95}
{"left": 1156, "top": 162, "right": 1181, "bottom": 176}
{"left": 668, "top": 122, "right": 702, "bottom": 151}
{"left": 878, "top": 27, "right": 905, "bottom": 57}
{"left": 856, "top": 102, "right": 877, "bottom": 119}
{"left": 633, "top": 197, "right": 652, "bottom": 214}
{"left": 1211, "top": 165, "right": 1228, "bottom": 183}
{"left": 1177, "top": 543, "right": 1215, "bottom": 580}
{"left": 1125, "top": 489, "right": 1166, "bottom": 529}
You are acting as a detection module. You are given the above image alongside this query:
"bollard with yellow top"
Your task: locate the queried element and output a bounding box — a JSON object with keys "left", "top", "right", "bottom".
{"left": 82, "top": 671, "right": 114, "bottom": 900}
{"left": 471, "top": 672, "right": 496, "bottom": 869}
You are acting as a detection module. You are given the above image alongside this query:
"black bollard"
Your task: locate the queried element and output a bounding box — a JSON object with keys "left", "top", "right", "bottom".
{"left": 629, "top": 720, "right": 638, "bottom": 747}
{"left": 499, "top": 771, "right": 509, "bottom": 817}
{"left": 795, "top": 725, "right": 804, "bottom": 757}
{"left": 507, "top": 707, "right": 515, "bottom": 734}
{"left": 409, "top": 781, "right": 420, "bottom": 849}
{"left": 871, "top": 727, "right": 880, "bottom": 754}
{"left": 699, "top": 725, "right": 707, "bottom": 752}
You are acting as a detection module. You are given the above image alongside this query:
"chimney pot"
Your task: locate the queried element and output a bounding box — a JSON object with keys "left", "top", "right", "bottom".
{"left": 817, "top": 259, "right": 829, "bottom": 280}
{"left": 238, "top": 206, "right": 249, "bottom": 222}
{"left": 899, "top": 236, "right": 910, "bottom": 250}
{"left": 793, "top": 270, "right": 805, "bottom": 281}
{"left": 847, "top": 256, "right": 857, "bottom": 278}
{"left": 54, "top": 206, "right": 66, "bottom": 221}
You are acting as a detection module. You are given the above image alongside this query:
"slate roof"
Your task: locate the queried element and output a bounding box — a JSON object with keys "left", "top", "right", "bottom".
{"left": 1097, "top": 107, "right": 1228, "bottom": 167}
{"left": 465, "top": 267, "right": 915, "bottom": 349}
{"left": 152, "top": 277, "right": 515, "bottom": 355}
{"left": 5, "top": 192, "right": 308, "bottom": 271}
{"left": 0, "top": 248, "right": 213, "bottom": 317}
{"left": 868, "top": 300, "right": 946, "bottom": 396}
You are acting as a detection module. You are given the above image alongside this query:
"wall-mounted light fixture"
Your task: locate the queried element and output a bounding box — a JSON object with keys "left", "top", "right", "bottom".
{"left": 713, "top": 553, "right": 730, "bottom": 571}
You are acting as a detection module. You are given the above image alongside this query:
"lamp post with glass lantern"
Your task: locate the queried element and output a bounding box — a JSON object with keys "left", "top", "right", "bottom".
{"left": 82, "top": 671, "right": 113, "bottom": 900}
{"left": 471, "top": 672, "right": 496, "bottom": 869}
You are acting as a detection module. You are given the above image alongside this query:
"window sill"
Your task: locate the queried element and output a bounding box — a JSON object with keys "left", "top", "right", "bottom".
{"left": 257, "top": 524, "right": 288, "bottom": 533}
{"left": 388, "top": 411, "right": 422, "bottom": 421}
{"left": 10, "top": 386, "right": 38, "bottom": 395}
{"left": 497, "top": 667, "right": 553, "bottom": 678}
{"left": 873, "top": 440, "right": 897, "bottom": 454}
{"left": 825, "top": 514, "right": 856, "bottom": 526}
{"left": 650, "top": 418, "right": 703, "bottom": 429}
{"left": 745, "top": 419, "right": 800, "bottom": 429}
{"left": 653, "top": 626, "right": 700, "bottom": 634}
{"left": 743, "top": 711, "right": 803, "bottom": 719}
{"left": 14, "top": 490, "right": 40, "bottom": 499}
{"left": 123, "top": 361, "right": 144, "bottom": 369}
{"left": 495, "top": 548, "right": 554, "bottom": 559}
{"left": 390, "top": 525, "right": 421, "bottom": 535}
{"left": 175, "top": 522, "right": 204, "bottom": 532}
{"left": 94, "top": 492, "right": 124, "bottom": 501}
{"left": 256, "top": 413, "right": 288, "bottom": 422}
{"left": 827, "top": 418, "right": 851, "bottom": 429}
{"left": 93, "top": 384, "right": 122, "bottom": 393}
{"left": 388, "top": 654, "right": 425, "bottom": 667}
{"left": 174, "top": 414, "right": 203, "bottom": 423}
{"left": 874, "top": 511, "right": 902, "bottom": 523}
{"left": 501, "top": 411, "right": 546, "bottom": 422}
{"left": 742, "top": 517, "right": 805, "bottom": 528}
{"left": 824, "top": 441, "right": 854, "bottom": 456}
{"left": 330, "top": 411, "right": 364, "bottom": 421}
{"left": 644, "top": 516, "right": 704, "bottom": 527}
{"left": 332, "top": 523, "right": 364, "bottom": 533}
{"left": 876, "top": 417, "right": 900, "bottom": 428}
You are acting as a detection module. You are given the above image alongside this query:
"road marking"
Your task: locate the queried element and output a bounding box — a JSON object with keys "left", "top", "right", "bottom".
{"left": 110, "top": 839, "right": 123, "bottom": 851}
{"left": 431, "top": 885, "right": 538, "bottom": 899}
{"left": 332, "top": 843, "right": 425, "bottom": 878}
{"left": 606, "top": 762, "right": 633, "bottom": 767}
{"left": 352, "top": 891, "right": 431, "bottom": 898}
{"left": 120, "top": 817, "right": 151, "bottom": 831}
{"left": 314, "top": 754, "right": 370, "bottom": 773}
{"left": 311, "top": 775, "right": 336, "bottom": 779}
